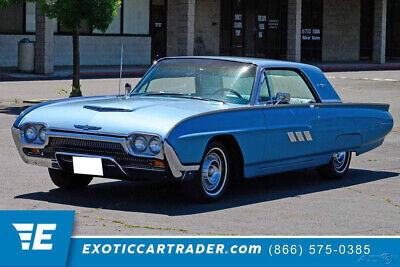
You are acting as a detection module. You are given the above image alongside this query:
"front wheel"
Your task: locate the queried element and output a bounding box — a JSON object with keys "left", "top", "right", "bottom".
{"left": 48, "top": 168, "right": 93, "bottom": 189}
{"left": 317, "top": 152, "right": 352, "bottom": 179}
{"left": 182, "top": 141, "right": 230, "bottom": 202}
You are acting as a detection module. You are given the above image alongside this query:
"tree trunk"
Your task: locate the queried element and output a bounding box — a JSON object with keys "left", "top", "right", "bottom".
{"left": 70, "top": 28, "right": 82, "bottom": 97}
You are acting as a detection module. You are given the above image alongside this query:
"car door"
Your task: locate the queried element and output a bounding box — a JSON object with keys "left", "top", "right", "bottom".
{"left": 257, "top": 69, "right": 321, "bottom": 165}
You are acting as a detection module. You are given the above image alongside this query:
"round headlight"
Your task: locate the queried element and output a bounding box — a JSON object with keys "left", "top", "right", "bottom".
{"left": 24, "top": 125, "right": 38, "bottom": 142}
{"left": 132, "top": 135, "right": 147, "bottom": 152}
{"left": 149, "top": 137, "right": 161, "bottom": 154}
{"left": 39, "top": 127, "right": 47, "bottom": 142}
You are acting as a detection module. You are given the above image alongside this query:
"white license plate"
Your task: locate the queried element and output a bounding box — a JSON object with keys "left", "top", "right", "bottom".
{"left": 72, "top": 156, "right": 103, "bottom": 176}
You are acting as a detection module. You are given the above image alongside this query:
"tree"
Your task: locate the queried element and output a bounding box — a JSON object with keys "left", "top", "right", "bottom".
{"left": 0, "top": 0, "right": 22, "bottom": 9}
{"left": 38, "top": 0, "right": 120, "bottom": 97}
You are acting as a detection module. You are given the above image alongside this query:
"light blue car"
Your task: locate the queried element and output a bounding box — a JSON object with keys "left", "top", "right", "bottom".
{"left": 12, "top": 57, "right": 393, "bottom": 201}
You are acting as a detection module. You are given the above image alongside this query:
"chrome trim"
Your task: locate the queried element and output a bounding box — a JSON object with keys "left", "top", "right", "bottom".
{"left": 54, "top": 152, "right": 165, "bottom": 174}
{"left": 16, "top": 127, "right": 164, "bottom": 160}
{"left": 287, "top": 132, "right": 297, "bottom": 142}
{"left": 125, "top": 132, "right": 164, "bottom": 159}
{"left": 12, "top": 126, "right": 61, "bottom": 169}
{"left": 13, "top": 126, "right": 197, "bottom": 178}
{"left": 303, "top": 131, "right": 313, "bottom": 141}
{"left": 295, "top": 131, "right": 305, "bottom": 142}
{"left": 12, "top": 126, "right": 165, "bottom": 169}
{"left": 55, "top": 152, "right": 129, "bottom": 176}
{"left": 163, "top": 142, "right": 200, "bottom": 178}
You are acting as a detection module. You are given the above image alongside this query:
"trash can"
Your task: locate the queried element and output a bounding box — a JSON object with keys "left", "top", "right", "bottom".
{"left": 18, "top": 38, "right": 35, "bottom": 73}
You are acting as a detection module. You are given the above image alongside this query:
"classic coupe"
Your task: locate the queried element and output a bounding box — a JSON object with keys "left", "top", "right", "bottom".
{"left": 12, "top": 57, "right": 393, "bottom": 201}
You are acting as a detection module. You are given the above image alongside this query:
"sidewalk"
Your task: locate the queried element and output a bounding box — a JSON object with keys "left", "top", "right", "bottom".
{"left": 0, "top": 65, "right": 149, "bottom": 82}
{"left": 1, "top": 62, "right": 400, "bottom": 82}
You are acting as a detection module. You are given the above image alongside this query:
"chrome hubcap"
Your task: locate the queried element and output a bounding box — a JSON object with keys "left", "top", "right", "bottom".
{"left": 201, "top": 148, "right": 227, "bottom": 196}
{"left": 333, "top": 152, "right": 347, "bottom": 171}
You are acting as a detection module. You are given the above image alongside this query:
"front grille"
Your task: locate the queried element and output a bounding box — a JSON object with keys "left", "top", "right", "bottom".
{"left": 42, "top": 137, "right": 157, "bottom": 168}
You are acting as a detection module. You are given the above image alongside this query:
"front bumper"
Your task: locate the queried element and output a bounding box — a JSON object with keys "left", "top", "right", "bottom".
{"left": 12, "top": 126, "right": 199, "bottom": 180}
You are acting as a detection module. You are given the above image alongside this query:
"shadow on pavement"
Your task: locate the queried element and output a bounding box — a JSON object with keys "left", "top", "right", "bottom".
{"left": 0, "top": 105, "right": 30, "bottom": 116}
{"left": 15, "top": 168, "right": 398, "bottom": 216}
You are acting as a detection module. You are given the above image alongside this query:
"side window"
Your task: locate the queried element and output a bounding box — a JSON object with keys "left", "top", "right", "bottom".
{"left": 259, "top": 69, "right": 316, "bottom": 104}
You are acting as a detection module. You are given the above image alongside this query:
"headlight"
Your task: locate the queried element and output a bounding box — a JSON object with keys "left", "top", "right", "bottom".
{"left": 21, "top": 124, "right": 47, "bottom": 144}
{"left": 132, "top": 135, "right": 147, "bottom": 152}
{"left": 149, "top": 137, "right": 161, "bottom": 154}
{"left": 39, "top": 127, "right": 47, "bottom": 142}
{"left": 127, "top": 134, "right": 163, "bottom": 157}
{"left": 24, "top": 125, "right": 38, "bottom": 142}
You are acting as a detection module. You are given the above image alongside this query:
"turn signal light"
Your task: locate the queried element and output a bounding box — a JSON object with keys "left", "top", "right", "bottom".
{"left": 153, "top": 160, "right": 165, "bottom": 168}
{"left": 29, "top": 148, "right": 40, "bottom": 154}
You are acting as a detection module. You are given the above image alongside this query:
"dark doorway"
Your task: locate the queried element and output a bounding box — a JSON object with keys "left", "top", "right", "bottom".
{"left": 360, "top": 0, "right": 374, "bottom": 60}
{"left": 387, "top": 0, "right": 400, "bottom": 60}
{"left": 150, "top": 0, "right": 167, "bottom": 61}
{"left": 220, "top": 0, "right": 287, "bottom": 59}
{"left": 255, "top": 0, "right": 288, "bottom": 59}
{"left": 301, "top": 0, "right": 322, "bottom": 62}
{"left": 230, "top": 0, "right": 245, "bottom": 56}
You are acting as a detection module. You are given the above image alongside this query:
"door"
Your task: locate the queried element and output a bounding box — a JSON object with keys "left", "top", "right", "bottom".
{"left": 360, "top": 0, "right": 374, "bottom": 60}
{"left": 151, "top": 0, "right": 167, "bottom": 61}
{"left": 301, "top": 0, "right": 322, "bottom": 61}
{"left": 387, "top": 0, "right": 400, "bottom": 59}
{"left": 257, "top": 69, "right": 320, "bottom": 164}
{"left": 231, "top": 0, "right": 245, "bottom": 56}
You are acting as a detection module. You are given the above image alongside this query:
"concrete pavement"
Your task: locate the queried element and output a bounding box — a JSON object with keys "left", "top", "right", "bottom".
{"left": 0, "top": 71, "right": 399, "bottom": 235}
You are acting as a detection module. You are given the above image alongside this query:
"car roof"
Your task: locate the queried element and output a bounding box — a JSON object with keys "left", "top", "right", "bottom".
{"left": 160, "top": 56, "right": 320, "bottom": 72}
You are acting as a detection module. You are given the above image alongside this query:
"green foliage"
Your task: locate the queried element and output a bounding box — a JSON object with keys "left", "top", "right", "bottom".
{"left": 38, "top": 0, "right": 120, "bottom": 32}
{"left": 57, "top": 88, "right": 68, "bottom": 95}
{"left": 0, "top": 0, "right": 23, "bottom": 9}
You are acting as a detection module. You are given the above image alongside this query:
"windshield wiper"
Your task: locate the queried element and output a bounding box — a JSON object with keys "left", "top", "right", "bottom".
{"left": 143, "top": 91, "right": 185, "bottom": 96}
{"left": 179, "top": 95, "right": 225, "bottom": 104}
{"left": 136, "top": 91, "right": 225, "bottom": 104}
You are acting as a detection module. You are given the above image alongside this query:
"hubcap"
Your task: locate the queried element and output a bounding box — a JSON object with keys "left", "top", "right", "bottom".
{"left": 333, "top": 152, "right": 347, "bottom": 171}
{"left": 201, "top": 148, "right": 227, "bottom": 196}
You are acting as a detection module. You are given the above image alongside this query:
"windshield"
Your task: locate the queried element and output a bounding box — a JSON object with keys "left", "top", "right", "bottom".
{"left": 133, "top": 59, "right": 257, "bottom": 105}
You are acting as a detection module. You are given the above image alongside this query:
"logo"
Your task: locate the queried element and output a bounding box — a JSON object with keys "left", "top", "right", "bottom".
{"left": 74, "top": 124, "right": 102, "bottom": 131}
{"left": 12, "top": 223, "right": 56, "bottom": 250}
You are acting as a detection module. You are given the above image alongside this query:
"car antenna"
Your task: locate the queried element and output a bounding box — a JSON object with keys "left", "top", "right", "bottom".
{"left": 118, "top": 43, "right": 124, "bottom": 97}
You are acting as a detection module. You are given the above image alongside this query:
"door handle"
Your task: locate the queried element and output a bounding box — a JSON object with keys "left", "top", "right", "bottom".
{"left": 310, "top": 105, "right": 318, "bottom": 111}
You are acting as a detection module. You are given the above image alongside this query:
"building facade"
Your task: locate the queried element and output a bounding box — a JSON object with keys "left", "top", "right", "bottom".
{"left": 0, "top": 0, "right": 398, "bottom": 73}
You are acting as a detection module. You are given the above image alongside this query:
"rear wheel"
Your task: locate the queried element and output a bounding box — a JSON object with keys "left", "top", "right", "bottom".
{"left": 48, "top": 168, "right": 93, "bottom": 189}
{"left": 182, "top": 141, "right": 230, "bottom": 202}
{"left": 317, "top": 152, "right": 352, "bottom": 179}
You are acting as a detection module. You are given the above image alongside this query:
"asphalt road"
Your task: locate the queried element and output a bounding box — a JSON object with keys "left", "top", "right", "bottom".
{"left": 0, "top": 71, "right": 399, "bottom": 236}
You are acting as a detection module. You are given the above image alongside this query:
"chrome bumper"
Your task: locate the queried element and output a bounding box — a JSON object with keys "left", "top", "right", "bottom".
{"left": 11, "top": 126, "right": 199, "bottom": 179}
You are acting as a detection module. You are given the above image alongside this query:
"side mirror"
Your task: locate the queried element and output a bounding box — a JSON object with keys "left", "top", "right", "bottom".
{"left": 125, "top": 82, "right": 132, "bottom": 99}
{"left": 275, "top": 92, "right": 291, "bottom": 104}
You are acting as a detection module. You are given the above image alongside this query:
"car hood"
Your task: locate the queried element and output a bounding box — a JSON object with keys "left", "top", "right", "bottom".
{"left": 18, "top": 95, "right": 237, "bottom": 138}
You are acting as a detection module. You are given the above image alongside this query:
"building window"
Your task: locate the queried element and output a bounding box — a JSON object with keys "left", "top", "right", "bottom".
{"left": 0, "top": 4, "right": 24, "bottom": 34}
{"left": 25, "top": 2, "right": 58, "bottom": 33}
{"left": 123, "top": 0, "right": 150, "bottom": 34}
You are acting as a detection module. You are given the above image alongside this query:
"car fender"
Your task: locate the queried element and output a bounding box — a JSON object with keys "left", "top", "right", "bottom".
{"left": 166, "top": 108, "right": 267, "bottom": 166}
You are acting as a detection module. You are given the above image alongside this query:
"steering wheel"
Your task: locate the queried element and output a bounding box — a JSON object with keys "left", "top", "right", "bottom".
{"left": 212, "top": 88, "right": 244, "bottom": 99}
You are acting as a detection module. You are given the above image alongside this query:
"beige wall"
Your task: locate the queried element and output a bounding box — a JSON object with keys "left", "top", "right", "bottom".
{"left": 166, "top": 0, "right": 179, "bottom": 56}
{"left": 322, "top": 0, "right": 361, "bottom": 62}
{"left": 194, "top": 0, "right": 220, "bottom": 55}
{"left": 54, "top": 36, "right": 151, "bottom": 66}
{"left": 0, "top": 35, "right": 150, "bottom": 67}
